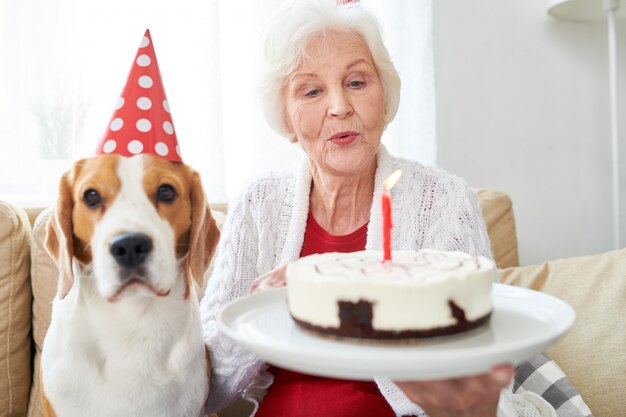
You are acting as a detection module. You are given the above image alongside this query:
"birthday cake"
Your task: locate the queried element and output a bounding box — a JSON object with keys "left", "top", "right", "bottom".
{"left": 285, "top": 249, "right": 494, "bottom": 340}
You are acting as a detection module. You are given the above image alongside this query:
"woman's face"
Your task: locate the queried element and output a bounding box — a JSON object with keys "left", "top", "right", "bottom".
{"left": 283, "top": 31, "right": 386, "bottom": 177}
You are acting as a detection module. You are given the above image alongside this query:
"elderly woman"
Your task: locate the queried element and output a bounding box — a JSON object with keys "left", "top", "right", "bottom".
{"left": 200, "top": 1, "right": 555, "bottom": 416}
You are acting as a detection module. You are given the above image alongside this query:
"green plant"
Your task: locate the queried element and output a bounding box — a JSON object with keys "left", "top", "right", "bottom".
{"left": 31, "top": 89, "right": 89, "bottom": 159}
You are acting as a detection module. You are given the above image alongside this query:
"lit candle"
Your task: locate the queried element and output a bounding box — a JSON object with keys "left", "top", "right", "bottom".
{"left": 382, "top": 170, "right": 402, "bottom": 262}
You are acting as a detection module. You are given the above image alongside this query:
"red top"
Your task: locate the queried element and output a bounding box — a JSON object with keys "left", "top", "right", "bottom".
{"left": 299, "top": 210, "right": 369, "bottom": 257}
{"left": 254, "top": 212, "right": 399, "bottom": 417}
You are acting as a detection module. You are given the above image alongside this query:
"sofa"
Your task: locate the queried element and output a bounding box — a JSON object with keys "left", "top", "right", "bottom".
{"left": 1, "top": 189, "right": 624, "bottom": 417}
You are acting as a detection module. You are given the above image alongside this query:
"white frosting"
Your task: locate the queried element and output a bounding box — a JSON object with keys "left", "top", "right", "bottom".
{"left": 286, "top": 249, "right": 494, "bottom": 332}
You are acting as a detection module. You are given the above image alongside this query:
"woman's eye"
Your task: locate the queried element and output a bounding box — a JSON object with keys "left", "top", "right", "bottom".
{"left": 83, "top": 189, "right": 102, "bottom": 209}
{"left": 305, "top": 89, "right": 321, "bottom": 97}
{"left": 156, "top": 184, "right": 177, "bottom": 204}
{"left": 348, "top": 80, "right": 364, "bottom": 88}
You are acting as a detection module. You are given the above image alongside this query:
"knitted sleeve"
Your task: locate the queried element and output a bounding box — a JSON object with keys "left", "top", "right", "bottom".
{"left": 199, "top": 189, "right": 267, "bottom": 413}
{"left": 422, "top": 174, "right": 492, "bottom": 259}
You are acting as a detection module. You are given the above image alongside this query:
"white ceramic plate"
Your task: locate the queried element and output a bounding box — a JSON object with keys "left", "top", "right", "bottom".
{"left": 218, "top": 283, "right": 575, "bottom": 381}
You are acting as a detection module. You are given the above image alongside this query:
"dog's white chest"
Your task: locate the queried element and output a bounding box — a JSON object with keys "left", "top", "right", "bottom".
{"left": 41, "top": 279, "right": 208, "bottom": 417}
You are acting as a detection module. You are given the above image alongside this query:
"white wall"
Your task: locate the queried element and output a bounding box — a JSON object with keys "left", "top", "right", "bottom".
{"left": 433, "top": 0, "right": 626, "bottom": 265}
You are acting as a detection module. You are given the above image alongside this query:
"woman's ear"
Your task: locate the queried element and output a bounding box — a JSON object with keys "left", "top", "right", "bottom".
{"left": 289, "top": 135, "right": 298, "bottom": 144}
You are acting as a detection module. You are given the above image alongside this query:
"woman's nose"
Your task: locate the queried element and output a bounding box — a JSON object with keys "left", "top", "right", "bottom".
{"left": 327, "top": 87, "right": 353, "bottom": 118}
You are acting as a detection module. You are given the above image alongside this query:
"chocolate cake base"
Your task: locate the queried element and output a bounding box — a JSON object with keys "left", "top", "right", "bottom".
{"left": 290, "top": 299, "right": 491, "bottom": 340}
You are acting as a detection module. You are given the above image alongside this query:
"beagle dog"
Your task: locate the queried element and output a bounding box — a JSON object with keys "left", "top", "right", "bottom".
{"left": 41, "top": 154, "right": 219, "bottom": 417}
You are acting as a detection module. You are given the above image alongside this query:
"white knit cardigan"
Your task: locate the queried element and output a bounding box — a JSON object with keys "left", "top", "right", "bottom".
{"left": 200, "top": 146, "right": 551, "bottom": 417}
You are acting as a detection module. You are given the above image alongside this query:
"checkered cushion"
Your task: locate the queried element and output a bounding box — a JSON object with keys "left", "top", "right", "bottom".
{"left": 514, "top": 353, "right": 593, "bottom": 417}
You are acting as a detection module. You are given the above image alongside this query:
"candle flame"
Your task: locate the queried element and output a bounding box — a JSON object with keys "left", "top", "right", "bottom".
{"left": 383, "top": 170, "right": 402, "bottom": 191}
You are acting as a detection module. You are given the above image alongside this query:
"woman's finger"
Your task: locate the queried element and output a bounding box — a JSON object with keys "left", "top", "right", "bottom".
{"left": 249, "top": 264, "right": 287, "bottom": 293}
{"left": 489, "top": 364, "right": 515, "bottom": 388}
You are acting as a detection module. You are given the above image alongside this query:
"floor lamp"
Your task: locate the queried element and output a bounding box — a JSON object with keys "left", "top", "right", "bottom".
{"left": 547, "top": 0, "right": 625, "bottom": 249}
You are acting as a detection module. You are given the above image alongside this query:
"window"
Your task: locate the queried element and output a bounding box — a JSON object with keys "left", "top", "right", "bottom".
{"left": 0, "top": 0, "right": 434, "bottom": 206}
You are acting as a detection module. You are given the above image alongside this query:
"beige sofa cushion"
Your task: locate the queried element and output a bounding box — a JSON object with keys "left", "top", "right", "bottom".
{"left": 475, "top": 188, "right": 519, "bottom": 268}
{"left": 0, "top": 201, "right": 33, "bottom": 417}
{"left": 27, "top": 209, "right": 56, "bottom": 417}
{"left": 500, "top": 248, "right": 626, "bottom": 417}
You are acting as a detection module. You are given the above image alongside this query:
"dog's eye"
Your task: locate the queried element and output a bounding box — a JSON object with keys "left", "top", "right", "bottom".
{"left": 156, "top": 184, "right": 177, "bottom": 204}
{"left": 83, "top": 189, "right": 102, "bottom": 209}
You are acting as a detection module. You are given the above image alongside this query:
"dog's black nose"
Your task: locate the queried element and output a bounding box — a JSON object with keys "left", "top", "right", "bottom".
{"left": 109, "top": 233, "right": 153, "bottom": 268}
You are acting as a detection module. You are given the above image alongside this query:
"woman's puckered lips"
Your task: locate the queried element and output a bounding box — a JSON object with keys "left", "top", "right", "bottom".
{"left": 329, "top": 131, "right": 359, "bottom": 140}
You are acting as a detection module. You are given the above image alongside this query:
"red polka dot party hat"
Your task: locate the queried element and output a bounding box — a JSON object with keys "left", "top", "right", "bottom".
{"left": 95, "top": 29, "right": 182, "bottom": 162}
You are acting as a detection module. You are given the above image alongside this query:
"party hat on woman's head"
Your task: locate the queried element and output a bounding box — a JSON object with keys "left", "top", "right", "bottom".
{"left": 95, "top": 29, "right": 182, "bottom": 162}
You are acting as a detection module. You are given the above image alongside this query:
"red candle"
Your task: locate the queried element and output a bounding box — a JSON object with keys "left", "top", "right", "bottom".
{"left": 382, "top": 190, "right": 392, "bottom": 261}
{"left": 382, "top": 170, "right": 402, "bottom": 262}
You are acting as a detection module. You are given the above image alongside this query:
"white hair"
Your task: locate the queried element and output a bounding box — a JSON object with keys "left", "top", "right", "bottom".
{"left": 259, "top": 0, "right": 401, "bottom": 138}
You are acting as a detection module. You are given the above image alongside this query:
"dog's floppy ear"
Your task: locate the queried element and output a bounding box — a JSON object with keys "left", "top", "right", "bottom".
{"left": 45, "top": 170, "right": 75, "bottom": 300}
{"left": 183, "top": 171, "right": 220, "bottom": 298}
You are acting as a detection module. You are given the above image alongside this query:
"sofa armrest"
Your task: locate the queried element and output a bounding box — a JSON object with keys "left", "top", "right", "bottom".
{"left": 0, "top": 200, "right": 33, "bottom": 417}
{"left": 475, "top": 188, "right": 519, "bottom": 268}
